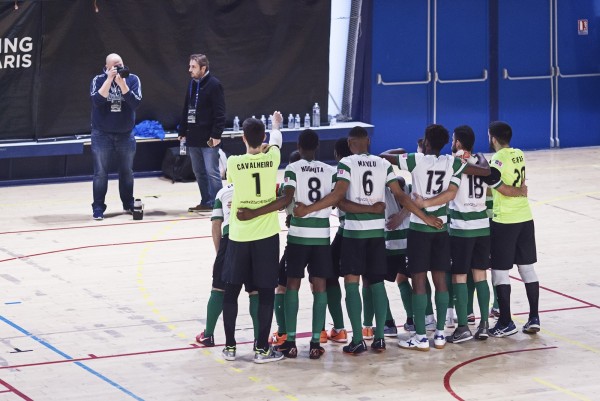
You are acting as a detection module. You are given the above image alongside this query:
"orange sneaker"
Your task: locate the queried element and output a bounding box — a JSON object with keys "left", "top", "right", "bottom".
{"left": 270, "top": 331, "right": 287, "bottom": 346}
{"left": 327, "top": 328, "right": 348, "bottom": 343}
{"left": 362, "top": 326, "right": 374, "bottom": 340}
{"left": 320, "top": 330, "right": 328, "bottom": 343}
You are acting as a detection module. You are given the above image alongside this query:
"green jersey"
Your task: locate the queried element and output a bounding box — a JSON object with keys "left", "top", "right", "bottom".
{"left": 226, "top": 147, "right": 281, "bottom": 241}
{"left": 489, "top": 147, "right": 532, "bottom": 223}
{"left": 211, "top": 183, "right": 234, "bottom": 236}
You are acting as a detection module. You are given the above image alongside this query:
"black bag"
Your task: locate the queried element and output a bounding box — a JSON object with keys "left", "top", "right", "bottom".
{"left": 161, "top": 147, "right": 196, "bottom": 183}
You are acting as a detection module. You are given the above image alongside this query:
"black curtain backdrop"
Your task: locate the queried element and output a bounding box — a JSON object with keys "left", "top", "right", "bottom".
{"left": 0, "top": 0, "right": 330, "bottom": 141}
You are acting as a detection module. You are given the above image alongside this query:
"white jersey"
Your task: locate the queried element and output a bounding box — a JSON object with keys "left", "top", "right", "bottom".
{"left": 336, "top": 153, "right": 395, "bottom": 239}
{"left": 211, "top": 183, "right": 234, "bottom": 236}
{"left": 284, "top": 159, "right": 336, "bottom": 245}
{"left": 396, "top": 153, "right": 466, "bottom": 232}
{"left": 384, "top": 182, "right": 412, "bottom": 254}
{"left": 449, "top": 154, "right": 490, "bottom": 237}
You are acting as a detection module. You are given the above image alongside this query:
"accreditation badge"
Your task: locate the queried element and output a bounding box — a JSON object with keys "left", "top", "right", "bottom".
{"left": 110, "top": 99, "right": 122, "bottom": 113}
{"left": 187, "top": 108, "right": 197, "bottom": 123}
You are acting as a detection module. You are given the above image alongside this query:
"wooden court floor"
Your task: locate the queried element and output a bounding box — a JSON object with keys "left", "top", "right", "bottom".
{"left": 0, "top": 146, "right": 599, "bottom": 401}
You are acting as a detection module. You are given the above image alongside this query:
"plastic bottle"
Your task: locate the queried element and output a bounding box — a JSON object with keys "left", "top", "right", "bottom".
{"left": 260, "top": 115, "right": 266, "bottom": 126}
{"left": 288, "top": 114, "right": 294, "bottom": 129}
{"left": 179, "top": 138, "right": 186, "bottom": 156}
{"left": 233, "top": 116, "right": 240, "bottom": 131}
{"left": 312, "top": 103, "right": 320, "bottom": 127}
{"left": 304, "top": 113, "right": 310, "bottom": 128}
{"left": 267, "top": 115, "right": 273, "bottom": 130}
{"left": 295, "top": 114, "right": 301, "bottom": 129}
{"left": 133, "top": 199, "right": 144, "bottom": 220}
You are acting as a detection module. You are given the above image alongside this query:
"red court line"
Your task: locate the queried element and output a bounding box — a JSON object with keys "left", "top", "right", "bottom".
{"left": 513, "top": 305, "right": 592, "bottom": 316}
{"left": 510, "top": 274, "right": 600, "bottom": 309}
{"left": 0, "top": 378, "right": 33, "bottom": 401}
{"left": 443, "top": 346, "right": 557, "bottom": 401}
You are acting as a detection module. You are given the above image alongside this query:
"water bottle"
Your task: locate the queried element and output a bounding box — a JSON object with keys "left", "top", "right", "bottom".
{"left": 288, "top": 114, "right": 294, "bottom": 129}
{"left": 233, "top": 116, "right": 240, "bottom": 131}
{"left": 295, "top": 114, "right": 301, "bottom": 129}
{"left": 312, "top": 103, "right": 320, "bottom": 127}
{"left": 304, "top": 113, "right": 310, "bottom": 128}
{"left": 260, "top": 114, "right": 266, "bottom": 126}
{"left": 133, "top": 198, "right": 144, "bottom": 220}
{"left": 329, "top": 114, "right": 337, "bottom": 126}
{"left": 179, "top": 138, "right": 186, "bottom": 156}
{"left": 267, "top": 115, "right": 273, "bottom": 130}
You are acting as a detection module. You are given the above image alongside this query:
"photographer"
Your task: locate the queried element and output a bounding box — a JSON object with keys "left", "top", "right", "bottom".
{"left": 90, "top": 53, "right": 142, "bottom": 220}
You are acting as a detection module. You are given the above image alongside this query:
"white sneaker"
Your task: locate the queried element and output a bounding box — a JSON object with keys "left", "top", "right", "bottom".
{"left": 445, "top": 308, "right": 456, "bottom": 328}
{"left": 398, "top": 334, "right": 430, "bottom": 352}
{"left": 425, "top": 314, "right": 437, "bottom": 331}
{"left": 433, "top": 330, "right": 446, "bottom": 349}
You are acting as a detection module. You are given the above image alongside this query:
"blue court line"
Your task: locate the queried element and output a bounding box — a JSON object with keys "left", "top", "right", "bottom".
{"left": 4, "top": 302, "right": 21, "bottom": 305}
{"left": 0, "top": 315, "right": 144, "bottom": 401}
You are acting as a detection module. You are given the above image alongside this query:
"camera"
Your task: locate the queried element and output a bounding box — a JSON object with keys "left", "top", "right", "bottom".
{"left": 115, "top": 65, "right": 130, "bottom": 78}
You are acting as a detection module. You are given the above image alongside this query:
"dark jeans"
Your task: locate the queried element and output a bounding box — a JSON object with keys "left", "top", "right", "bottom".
{"left": 188, "top": 145, "right": 223, "bottom": 207}
{"left": 91, "top": 129, "right": 136, "bottom": 212}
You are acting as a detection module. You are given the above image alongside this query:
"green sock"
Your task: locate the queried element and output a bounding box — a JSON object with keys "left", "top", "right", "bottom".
{"left": 370, "top": 282, "right": 388, "bottom": 339}
{"left": 284, "top": 290, "right": 299, "bottom": 341}
{"left": 425, "top": 280, "right": 434, "bottom": 315}
{"left": 435, "top": 291, "right": 450, "bottom": 331}
{"left": 274, "top": 293, "right": 286, "bottom": 334}
{"left": 492, "top": 285, "right": 499, "bottom": 309}
{"left": 446, "top": 273, "right": 454, "bottom": 308}
{"left": 475, "top": 280, "right": 491, "bottom": 323}
{"left": 345, "top": 282, "right": 363, "bottom": 343}
{"left": 362, "top": 286, "right": 374, "bottom": 327}
{"left": 412, "top": 293, "right": 427, "bottom": 335}
{"left": 453, "top": 283, "right": 468, "bottom": 326}
{"left": 312, "top": 292, "right": 328, "bottom": 342}
{"left": 326, "top": 284, "right": 345, "bottom": 329}
{"left": 249, "top": 293, "right": 259, "bottom": 340}
{"left": 205, "top": 290, "right": 224, "bottom": 336}
{"left": 386, "top": 303, "right": 394, "bottom": 323}
{"left": 398, "top": 281, "right": 413, "bottom": 319}
{"left": 467, "top": 273, "right": 475, "bottom": 315}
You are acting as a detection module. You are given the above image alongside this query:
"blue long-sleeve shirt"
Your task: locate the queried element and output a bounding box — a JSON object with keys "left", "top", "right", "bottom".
{"left": 90, "top": 72, "right": 142, "bottom": 133}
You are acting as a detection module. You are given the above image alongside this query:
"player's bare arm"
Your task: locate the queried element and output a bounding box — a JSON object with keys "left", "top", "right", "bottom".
{"left": 294, "top": 180, "right": 349, "bottom": 217}
{"left": 413, "top": 184, "right": 459, "bottom": 209}
{"left": 237, "top": 187, "right": 294, "bottom": 221}
{"left": 338, "top": 199, "right": 385, "bottom": 215}
{"left": 379, "top": 148, "right": 407, "bottom": 165}
{"left": 387, "top": 180, "right": 443, "bottom": 229}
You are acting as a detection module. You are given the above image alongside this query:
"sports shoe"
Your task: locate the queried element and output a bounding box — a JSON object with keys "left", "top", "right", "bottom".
{"left": 489, "top": 320, "right": 518, "bottom": 337}
{"left": 398, "top": 334, "right": 430, "bottom": 352}
{"left": 274, "top": 340, "right": 297, "bottom": 358}
{"left": 371, "top": 338, "right": 386, "bottom": 352}
{"left": 489, "top": 307, "right": 500, "bottom": 319}
{"left": 93, "top": 209, "right": 104, "bottom": 220}
{"left": 320, "top": 330, "right": 328, "bottom": 343}
{"left": 446, "top": 326, "right": 473, "bottom": 344}
{"left": 123, "top": 208, "right": 133, "bottom": 215}
{"left": 522, "top": 316, "right": 541, "bottom": 334}
{"left": 467, "top": 313, "right": 476, "bottom": 325}
{"left": 343, "top": 340, "right": 368, "bottom": 355}
{"left": 445, "top": 308, "right": 456, "bottom": 328}
{"left": 222, "top": 346, "right": 236, "bottom": 361}
{"left": 433, "top": 331, "right": 446, "bottom": 349}
{"left": 270, "top": 331, "right": 287, "bottom": 346}
{"left": 327, "top": 328, "right": 348, "bottom": 343}
{"left": 425, "top": 314, "right": 437, "bottom": 331}
{"left": 403, "top": 321, "right": 416, "bottom": 334}
{"left": 383, "top": 324, "right": 398, "bottom": 337}
{"left": 254, "top": 346, "right": 285, "bottom": 364}
{"left": 188, "top": 204, "right": 213, "bottom": 212}
{"left": 474, "top": 320, "right": 490, "bottom": 340}
{"left": 362, "top": 326, "right": 374, "bottom": 340}
{"left": 309, "top": 341, "right": 325, "bottom": 360}
{"left": 196, "top": 331, "right": 215, "bottom": 347}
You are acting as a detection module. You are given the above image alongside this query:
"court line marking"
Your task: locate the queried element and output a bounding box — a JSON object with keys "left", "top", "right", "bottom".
{"left": 533, "top": 377, "right": 592, "bottom": 401}
{"left": 0, "top": 377, "right": 32, "bottom": 401}
{"left": 0, "top": 315, "right": 144, "bottom": 401}
{"left": 443, "top": 346, "right": 557, "bottom": 401}
{"left": 530, "top": 191, "right": 600, "bottom": 207}
{"left": 509, "top": 275, "right": 600, "bottom": 309}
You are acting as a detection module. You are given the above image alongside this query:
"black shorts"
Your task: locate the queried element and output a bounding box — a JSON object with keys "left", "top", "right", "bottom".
{"left": 407, "top": 229, "right": 451, "bottom": 274}
{"left": 277, "top": 247, "right": 288, "bottom": 287}
{"left": 340, "top": 236, "right": 387, "bottom": 280}
{"left": 385, "top": 253, "right": 408, "bottom": 281}
{"left": 330, "top": 233, "right": 343, "bottom": 277}
{"left": 222, "top": 234, "right": 280, "bottom": 288}
{"left": 490, "top": 220, "right": 537, "bottom": 270}
{"left": 450, "top": 235, "right": 490, "bottom": 275}
{"left": 213, "top": 236, "right": 256, "bottom": 292}
{"left": 286, "top": 243, "right": 334, "bottom": 279}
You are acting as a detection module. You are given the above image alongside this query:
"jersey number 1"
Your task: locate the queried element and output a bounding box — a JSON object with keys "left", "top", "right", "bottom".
{"left": 252, "top": 172, "right": 261, "bottom": 197}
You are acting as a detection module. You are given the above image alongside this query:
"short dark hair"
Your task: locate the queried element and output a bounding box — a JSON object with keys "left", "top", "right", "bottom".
{"left": 348, "top": 126, "right": 369, "bottom": 138}
{"left": 489, "top": 121, "right": 512, "bottom": 145}
{"left": 242, "top": 118, "right": 265, "bottom": 148}
{"left": 190, "top": 54, "right": 209, "bottom": 69}
{"left": 334, "top": 137, "right": 352, "bottom": 159}
{"left": 424, "top": 124, "right": 449, "bottom": 152}
{"left": 288, "top": 150, "right": 301, "bottom": 164}
{"left": 453, "top": 125, "right": 475, "bottom": 151}
{"left": 417, "top": 138, "right": 424, "bottom": 147}
{"left": 298, "top": 129, "right": 319, "bottom": 151}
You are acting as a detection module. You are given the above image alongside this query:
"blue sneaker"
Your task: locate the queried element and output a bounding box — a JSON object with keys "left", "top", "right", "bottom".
{"left": 522, "top": 316, "right": 541, "bottom": 334}
{"left": 93, "top": 209, "right": 104, "bottom": 220}
{"left": 489, "top": 321, "right": 518, "bottom": 337}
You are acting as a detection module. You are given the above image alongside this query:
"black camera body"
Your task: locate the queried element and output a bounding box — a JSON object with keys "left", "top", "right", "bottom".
{"left": 116, "top": 65, "right": 130, "bottom": 78}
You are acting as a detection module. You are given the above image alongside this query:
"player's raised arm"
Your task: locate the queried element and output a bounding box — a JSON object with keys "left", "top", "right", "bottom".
{"left": 463, "top": 153, "right": 490, "bottom": 176}
{"left": 379, "top": 148, "right": 407, "bottom": 165}
{"left": 387, "top": 179, "right": 443, "bottom": 229}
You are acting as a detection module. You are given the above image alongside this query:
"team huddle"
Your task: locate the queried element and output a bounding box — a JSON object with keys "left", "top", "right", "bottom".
{"left": 195, "top": 112, "right": 540, "bottom": 363}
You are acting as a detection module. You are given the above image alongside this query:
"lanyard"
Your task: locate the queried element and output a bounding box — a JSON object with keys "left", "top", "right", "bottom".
{"left": 188, "top": 80, "right": 200, "bottom": 109}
